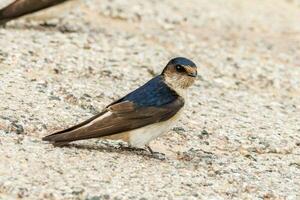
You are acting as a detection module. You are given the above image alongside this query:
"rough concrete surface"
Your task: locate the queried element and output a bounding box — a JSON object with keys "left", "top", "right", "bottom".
{"left": 0, "top": 0, "right": 300, "bottom": 199}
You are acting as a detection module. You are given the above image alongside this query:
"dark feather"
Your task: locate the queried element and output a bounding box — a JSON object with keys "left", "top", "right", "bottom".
{"left": 0, "top": 0, "right": 69, "bottom": 25}
{"left": 110, "top": 75, "right": 178, "bottom": 107}
{"left": 43, "top": 76, "right": 184, "bottom": 144}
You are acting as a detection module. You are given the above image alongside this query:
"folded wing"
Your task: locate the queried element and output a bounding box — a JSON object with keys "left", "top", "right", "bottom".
{"left": 42, "top": 97, "right": 184, "bottom": 144}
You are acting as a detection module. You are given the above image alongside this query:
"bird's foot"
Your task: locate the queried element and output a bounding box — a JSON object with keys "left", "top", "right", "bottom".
{"left": 118, "top": 144, "right": 165, "bottom": 160}
{"left": 120, "top": 144, "right": 147, "bottom": 153}
{"left": 151, "top": 152, "right": 166, "bottom": 160}
{"left": 145, "top": 145, "right": 166, "bottom": 160}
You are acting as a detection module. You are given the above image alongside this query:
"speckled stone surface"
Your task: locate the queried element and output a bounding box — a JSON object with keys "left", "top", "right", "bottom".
{"left": 0, "top": 0, "right": 300, "bottom": 199}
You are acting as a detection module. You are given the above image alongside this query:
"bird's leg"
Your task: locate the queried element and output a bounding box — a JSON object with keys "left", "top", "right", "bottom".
{"left": 145, "top": 145, "right": 165, "bottom": 160}
{"left": 146, "top": 145, "right": 154, "bottom": 154}
{"left": 124, "top": 144, "right": 165, "bottom": 160}
{"left": 117, "top": 141, "right": 127, "bottom": 149}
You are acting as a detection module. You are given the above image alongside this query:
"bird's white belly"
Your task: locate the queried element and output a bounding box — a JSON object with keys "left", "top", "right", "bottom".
{"left": 128, "top": 108, "right": 184, "bottom": 148}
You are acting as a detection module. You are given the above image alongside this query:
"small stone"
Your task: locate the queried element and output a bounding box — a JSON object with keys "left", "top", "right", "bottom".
{"left": 49, "top": 96, "right": 61, "bottom": 101}
{"left": 11, "top": 122, "right": 24, "bottom": 134}
{"left": 86, "top": 196, "right": 101, "bottom": 200}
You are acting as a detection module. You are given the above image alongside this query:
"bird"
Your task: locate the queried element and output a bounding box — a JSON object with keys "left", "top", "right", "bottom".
{"left": 43, "top": 57, "right": 197, "bottom": 154}
{"left": 0, "top": 0, "right": 70, "bottom": 25}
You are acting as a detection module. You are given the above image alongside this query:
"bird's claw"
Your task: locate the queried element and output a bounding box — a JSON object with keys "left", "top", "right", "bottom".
{"left": 145, "top": 145, "right": 165, "bottom": 160}
{"left": 151, "top": 151, "right": 166, "bottom": 160}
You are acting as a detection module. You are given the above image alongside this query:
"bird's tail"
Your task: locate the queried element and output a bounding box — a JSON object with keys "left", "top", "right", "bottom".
{"left": 42, "top": 111, "right": 106, "bottom": 145}
{"left": 43, "top": 122, "right": 92, "bottom": 145}
{"left": 0, "top": 6, "right": 10, "bottom": 25}
{"left": 0, "top": 0, "right": 69, "bottom": 25}
{"left": 42, "top": 129, "right": 77, "bottom": 145}
{"left": 42, "top": 125, "right": 95, "bottom": 145}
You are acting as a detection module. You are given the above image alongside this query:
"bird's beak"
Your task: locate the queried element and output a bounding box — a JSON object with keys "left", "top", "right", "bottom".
{"left": 187, "top": 72, "right": 197, "bottom": 77}
{"left": 186, "top": 66, "right": 197, "bottom": 77}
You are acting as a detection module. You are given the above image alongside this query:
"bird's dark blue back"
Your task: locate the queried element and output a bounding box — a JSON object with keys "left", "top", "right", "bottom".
{"left": 118, "top": 75, "right": 179, "bottom": 107}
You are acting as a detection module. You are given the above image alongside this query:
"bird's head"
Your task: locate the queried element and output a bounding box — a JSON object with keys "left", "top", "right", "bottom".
{"left": 162, "top": 57, "right": 197, "bottom": 90}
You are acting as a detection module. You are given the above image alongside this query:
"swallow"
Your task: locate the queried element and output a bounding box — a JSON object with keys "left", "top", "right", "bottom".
{"left": 0, "top": 0, "right": 69, "bottom": 25}
{"left": 43, "top": 57, "right": 197, "bottom": 153}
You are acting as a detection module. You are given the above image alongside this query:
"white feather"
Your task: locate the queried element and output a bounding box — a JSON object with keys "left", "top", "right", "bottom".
{"left": 128, "top": 107, "right": 184, "bottom": 147}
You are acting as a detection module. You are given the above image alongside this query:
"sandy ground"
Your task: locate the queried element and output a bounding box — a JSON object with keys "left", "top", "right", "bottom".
{"left": 0, "top": 0, "right": 300, "bottom": 199}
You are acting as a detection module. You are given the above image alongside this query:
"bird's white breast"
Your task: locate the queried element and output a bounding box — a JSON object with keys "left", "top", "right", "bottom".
{"left": 128, "top": 107, "right": 184, "bottom": 148}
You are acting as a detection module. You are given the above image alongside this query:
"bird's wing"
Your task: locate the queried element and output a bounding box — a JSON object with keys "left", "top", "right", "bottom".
{"left": 0, "top": 0, "right": 69, "bottom": 25}
{"left": 42, "top": 97, "right": 184, "bottom": 143}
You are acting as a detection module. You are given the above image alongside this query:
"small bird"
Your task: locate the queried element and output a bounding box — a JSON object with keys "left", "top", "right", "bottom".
{"left": 43, "top": 57, "right": 197, "bottom": 153}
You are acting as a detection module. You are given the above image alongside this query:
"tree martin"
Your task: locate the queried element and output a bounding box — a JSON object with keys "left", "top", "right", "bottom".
{"left": 43, "top": 57, "right": 197, "bottom": 153}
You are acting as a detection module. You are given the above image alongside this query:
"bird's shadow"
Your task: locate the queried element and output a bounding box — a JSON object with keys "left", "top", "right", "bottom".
{"left": 1, "top": 23, "right": 78, "bottom": 33}
{"left": 1, "top": 22, "right": 104, "bottom": 34}
{"left": 59, "top": 142, "right": 167, "bottom": 161}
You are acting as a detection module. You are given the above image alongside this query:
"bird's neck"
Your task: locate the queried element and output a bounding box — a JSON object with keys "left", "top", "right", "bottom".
{"left": 162, "top": 75, "right": 188, "bottom": 99}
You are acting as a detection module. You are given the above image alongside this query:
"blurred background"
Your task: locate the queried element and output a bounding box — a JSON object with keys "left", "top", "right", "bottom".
{"left": 0, "top": 0, "right": 299, "bottom": 199}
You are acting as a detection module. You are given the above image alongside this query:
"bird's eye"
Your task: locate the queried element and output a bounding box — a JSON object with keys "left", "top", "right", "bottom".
{"left": 175, "top": 65, "right": 185, "bottom": 73}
